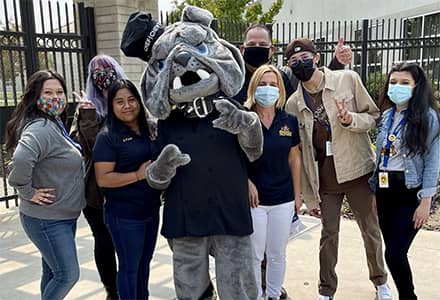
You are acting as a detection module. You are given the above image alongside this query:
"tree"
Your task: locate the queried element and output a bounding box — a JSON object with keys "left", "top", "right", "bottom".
{"left": 170, "top": 0, "right": 284, "bottom": 24}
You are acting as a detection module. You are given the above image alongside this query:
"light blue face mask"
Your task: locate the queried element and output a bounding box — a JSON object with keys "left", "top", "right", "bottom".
{"left": 387, "top": 84, "right": 413, "bottom": 105}
{"left": 255, "top": 85, "right": 279, "bottom": 107}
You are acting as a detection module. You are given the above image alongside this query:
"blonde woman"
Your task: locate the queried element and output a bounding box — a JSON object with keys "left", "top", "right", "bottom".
{"left": 245, "top": 65, "right": 302, "bottom": 300}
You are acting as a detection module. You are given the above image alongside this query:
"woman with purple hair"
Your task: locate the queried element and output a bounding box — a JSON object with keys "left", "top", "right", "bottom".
{"left": 70, "top": 54, "right": 127, "bottom": 300}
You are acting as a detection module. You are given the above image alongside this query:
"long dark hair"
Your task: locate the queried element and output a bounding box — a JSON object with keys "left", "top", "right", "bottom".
{"left": 105, "top": 79, "right": 150, "bottom": 137}
{"left": 5, "top": 70, "right": 68, "bottom": 152}
{"left": 378, "top": 62, "right": 440, "bottom": 155}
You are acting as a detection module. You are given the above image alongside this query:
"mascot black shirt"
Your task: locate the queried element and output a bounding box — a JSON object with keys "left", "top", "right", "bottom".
{"left": 154, "top": 109, "right": 253, "bottom": 238}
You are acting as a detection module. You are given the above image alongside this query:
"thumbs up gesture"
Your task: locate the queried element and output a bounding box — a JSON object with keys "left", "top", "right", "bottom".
{"left": 335, "top": 37, "right": 352, "bottom": 65}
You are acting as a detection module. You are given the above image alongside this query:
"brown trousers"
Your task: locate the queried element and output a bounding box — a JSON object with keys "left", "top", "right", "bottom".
{"left": 318, "top": 175, "right": 387, "bottom": 296}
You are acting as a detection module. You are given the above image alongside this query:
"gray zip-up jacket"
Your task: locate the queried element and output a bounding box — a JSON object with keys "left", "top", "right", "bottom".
{"left": 8, "top": 118, "right": 86, "bottom": 219}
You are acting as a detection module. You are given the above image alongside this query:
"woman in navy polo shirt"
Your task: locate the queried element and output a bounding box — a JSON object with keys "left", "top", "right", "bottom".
{"left": 93, "top": 79, "right": 161, "bottom": 300}
{"left": 244, "top": 64, "right": 301, "bottom": 300}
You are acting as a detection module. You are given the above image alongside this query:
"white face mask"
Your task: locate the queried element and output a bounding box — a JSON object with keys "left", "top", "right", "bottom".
{"left": 387, "top": 84, "right": 413, "bottom": 105}
{"left": 255, "top": 86, "right": 279, "bottom": 107}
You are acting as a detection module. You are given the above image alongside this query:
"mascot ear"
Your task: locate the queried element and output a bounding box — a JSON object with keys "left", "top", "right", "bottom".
{"left": 182, "top": 6, "right": 213, "bottom": 27}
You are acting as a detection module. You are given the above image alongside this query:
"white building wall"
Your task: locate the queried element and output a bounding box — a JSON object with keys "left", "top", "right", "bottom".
{"left": 263, "top": 0, "right": 440, "bottom": 23}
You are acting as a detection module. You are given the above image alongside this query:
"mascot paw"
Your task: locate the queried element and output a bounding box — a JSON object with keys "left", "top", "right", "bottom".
{"left": 212, "top": 99, "right": 257, "bottom": 134}
{"left": 146, "top": 144, "right": 191, "bottom": 189}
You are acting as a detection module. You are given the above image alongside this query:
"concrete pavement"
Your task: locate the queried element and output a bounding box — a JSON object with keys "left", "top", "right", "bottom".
{"left": 1, "top": 206, "right": 439, "bottom": 300}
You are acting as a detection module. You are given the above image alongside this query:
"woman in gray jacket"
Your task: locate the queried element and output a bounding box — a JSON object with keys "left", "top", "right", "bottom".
{"left": 6, "top": 70, "right": 86, "bottom": 300}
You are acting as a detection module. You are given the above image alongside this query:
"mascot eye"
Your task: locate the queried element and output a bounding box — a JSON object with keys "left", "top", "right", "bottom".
{"left": 195, "top": 42, "right": 208, "bottom": 55}
{"left": 158, "top": 59, "right": 166, "bottom": 71}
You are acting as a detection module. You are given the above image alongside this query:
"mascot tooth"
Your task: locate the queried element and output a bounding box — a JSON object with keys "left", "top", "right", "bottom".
{"left": 121, "top": 6, "right": 262, "bottom": 299}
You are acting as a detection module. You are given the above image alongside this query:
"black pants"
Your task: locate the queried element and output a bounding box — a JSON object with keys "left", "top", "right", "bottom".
{"left": 83, "top": 205, "right": 118, "bottom": 294}
{"left": 376, "top": 171, "right": 420, "bottom": 300}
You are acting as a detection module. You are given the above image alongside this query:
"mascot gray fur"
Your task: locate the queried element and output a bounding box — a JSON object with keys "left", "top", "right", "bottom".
{"left": 121, "top": 6, "right": 262, "bottom": 299}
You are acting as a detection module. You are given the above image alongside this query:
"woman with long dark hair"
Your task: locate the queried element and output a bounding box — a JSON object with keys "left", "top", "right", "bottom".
{"left": 93, "top": 79, "right": 161, "bottom": 300}
{"left": 370, "top": 62, "right": 440, "bottom": 299}
{"left": 70, "top": 54, "right": 128, "bottom": 299}
{"left": 6, "top": 70, "right": 85, "bottom": 300}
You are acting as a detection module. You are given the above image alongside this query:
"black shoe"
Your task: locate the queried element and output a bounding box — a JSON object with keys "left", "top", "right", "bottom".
{"left": 280, "top": 286, "right": 288, "bottom": 299}
{"left": 105, "top": 287, "right": 119, "bottom": 300}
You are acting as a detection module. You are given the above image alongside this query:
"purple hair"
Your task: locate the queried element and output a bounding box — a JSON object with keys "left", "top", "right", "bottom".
{"left": 86, "top": 54, "right": 128, "bottom": 121}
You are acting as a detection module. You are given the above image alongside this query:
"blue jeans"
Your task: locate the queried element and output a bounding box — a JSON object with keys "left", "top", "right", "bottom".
{"left": 105, "top": 211, "right": 159, "bottom": 300}
{"left": 19, "top": 213, "right": 80, "bottom": 300}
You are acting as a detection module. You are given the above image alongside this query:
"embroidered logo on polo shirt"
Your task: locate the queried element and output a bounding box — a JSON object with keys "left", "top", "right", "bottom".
{"left": 122, "top": 137, "right": 133, "bottom": 142}
{"left": 279, "top": 125, "right": 292, "bottom": 137}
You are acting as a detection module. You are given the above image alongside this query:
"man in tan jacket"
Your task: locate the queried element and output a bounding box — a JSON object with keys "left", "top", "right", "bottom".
{"left": 285, "top": 38, "right": 392, "bottom": 300}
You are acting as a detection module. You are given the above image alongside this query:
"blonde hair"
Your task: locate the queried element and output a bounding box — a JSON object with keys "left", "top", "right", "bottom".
{"left": 244, "top": 64, "right": 286, "bottom": 109}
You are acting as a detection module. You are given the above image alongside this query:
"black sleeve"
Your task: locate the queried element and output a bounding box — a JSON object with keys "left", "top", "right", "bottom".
{"left": 290, "top": 115, "right": 301, "bottom": 147}
{"left": 328, "top": 56, "right": 345, "bottom": 70}
{"left": 281, "top": 70, "right": 297, "bottom": 99}
{"left": 152, "top": 120, "right": 168, "bottom": 160}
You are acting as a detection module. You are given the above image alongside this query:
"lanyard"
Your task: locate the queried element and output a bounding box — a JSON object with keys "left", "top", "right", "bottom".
{"left": 382, "top": 107, "right": 406, "bottom": 168}
{"left": 301, "top": 85, "right": 332, "bottom": 136}
{"left": 56, "top": 118, "right": 83, "bottom": 153}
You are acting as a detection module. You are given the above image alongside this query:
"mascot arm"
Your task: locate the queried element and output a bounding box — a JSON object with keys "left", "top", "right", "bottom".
{"left": 146, "top": 144, "right": 191, "bottom": 190}
{"left": 213, "top": 99, "right": 263, "bottom": 162}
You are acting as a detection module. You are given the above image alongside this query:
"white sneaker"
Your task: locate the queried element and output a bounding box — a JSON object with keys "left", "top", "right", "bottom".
{"left": 317, "top": 295, "right": 333, "bottom": 300}
{"left": 376, "top": 283, "right": 393, "bottom": 300}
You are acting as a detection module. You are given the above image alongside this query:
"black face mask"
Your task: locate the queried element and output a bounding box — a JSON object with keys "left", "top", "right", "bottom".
{"left": 243, "top": 47, "right": 270, "bottom": 68}
{"left": 291, "top": 58, "right": 316, "bottom": 82}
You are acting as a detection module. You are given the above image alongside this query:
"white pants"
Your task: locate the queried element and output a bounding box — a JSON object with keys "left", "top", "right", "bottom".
{"left": 250, "top": 201, "right": 294, "bottom": 299}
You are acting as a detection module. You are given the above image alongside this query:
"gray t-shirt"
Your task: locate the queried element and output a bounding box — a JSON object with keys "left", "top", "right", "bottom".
{"left": 8, "top": 118, "right": 86, "bottom": 220}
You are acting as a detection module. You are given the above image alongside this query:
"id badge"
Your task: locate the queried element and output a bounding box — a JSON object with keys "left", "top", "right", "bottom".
{"left": 325, "top": 141, "right": 333, "bottom": 156}
{"left": 378, "top": 172, "right": 389, "bottom": 188}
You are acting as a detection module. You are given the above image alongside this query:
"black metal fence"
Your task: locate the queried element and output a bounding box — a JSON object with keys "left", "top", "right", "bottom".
{"left": 0, "top": 0, "right": 96, "bottom": 207}
{"left": 161, "top": 11, "right": 440, "bottom": 100}
{"left": 2, "top": 8, "right": 439, "bottom": 207}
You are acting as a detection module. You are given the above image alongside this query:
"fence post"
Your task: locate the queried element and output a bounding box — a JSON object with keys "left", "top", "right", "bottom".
{"left": 211, "top": 18, "right": 218, "bottom": 33}
{"left": 361, "top": 19, "right": 368, "bottom": 85}
{"left": 79, "top": 3, "right": 97, "bottom": 79}
{"left": 265, "top": 23, "right": 273, "bottom": 40}
{"left": 19, "top": 0, "right": 39, "bottom": 78}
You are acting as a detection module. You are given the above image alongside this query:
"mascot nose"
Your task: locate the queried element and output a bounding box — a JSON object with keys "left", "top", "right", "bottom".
{"left": 174, "top": 51, "right": 191, "bottom": 66}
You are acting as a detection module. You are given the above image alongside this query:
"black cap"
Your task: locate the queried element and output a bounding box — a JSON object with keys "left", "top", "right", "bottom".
{"left": 120, "top": 11, "right": 164, "bottom": 62}
{"left": 285, "top": 38, "right": 317, "bottom": 59}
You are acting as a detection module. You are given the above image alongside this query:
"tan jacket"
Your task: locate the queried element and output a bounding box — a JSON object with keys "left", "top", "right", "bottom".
{"left": 285, "top": 67, "right": 379, "bottom": 210}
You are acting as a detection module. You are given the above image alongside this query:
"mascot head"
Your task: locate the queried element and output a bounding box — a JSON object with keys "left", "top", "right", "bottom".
{"left": 121, "top": 6, "right": 245, "bottom": 119}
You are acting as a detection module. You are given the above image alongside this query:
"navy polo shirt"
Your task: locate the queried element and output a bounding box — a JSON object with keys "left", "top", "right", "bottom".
{"left": 93, "top": 127, "right": 161, "bottom": 219}
{"left": 248, "top": 109, "right": 300, "bottom": 206}
{"left": 154, "top": 107, "right": 253, "bottom": 239}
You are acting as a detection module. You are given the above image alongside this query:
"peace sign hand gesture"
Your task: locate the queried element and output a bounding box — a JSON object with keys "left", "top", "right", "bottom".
{"left": 73, "top": 90, "right": 95, "bottom": 109}
{"left": 334, "top": 98, "right": 353, "bottom": 126}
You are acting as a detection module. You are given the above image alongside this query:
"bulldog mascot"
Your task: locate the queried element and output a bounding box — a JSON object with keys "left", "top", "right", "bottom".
{"left": 121, "top": 6, "right": 262, "bottom": 299}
